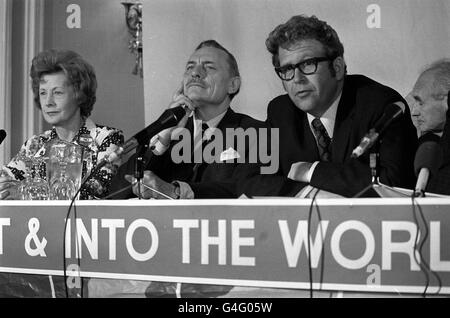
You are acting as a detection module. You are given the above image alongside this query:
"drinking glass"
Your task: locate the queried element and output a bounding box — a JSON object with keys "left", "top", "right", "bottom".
{"left": 21, "top": 157, "right": 49, "bottom": 200}
{"left": 46, "top": 140, "right": 83, "bottom": 200}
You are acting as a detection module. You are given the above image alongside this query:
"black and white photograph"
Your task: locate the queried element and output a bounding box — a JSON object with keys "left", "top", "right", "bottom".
{"left": 0, "top": 0, "right": 449, "bottom": 303}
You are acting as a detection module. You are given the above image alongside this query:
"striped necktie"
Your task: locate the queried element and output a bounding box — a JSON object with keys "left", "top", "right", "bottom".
{"left": 311, "top": 118, "right": 332, "bottom": 161}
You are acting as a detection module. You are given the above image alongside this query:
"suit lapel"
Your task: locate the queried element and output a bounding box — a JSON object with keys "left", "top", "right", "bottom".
{"left": 298, "top": 110, "right": 320, "bottom": 162}
{"left": 216, "top": 108, "right": 239, "bottom": 130}
{"left": 332, "top": 78, "right": 355, "bottom": 163}
{"left": 191, "top": 108, "right": 237, "bottom": 182}
{"left": 286, "top": 101, "right": 319, "bottom": 163}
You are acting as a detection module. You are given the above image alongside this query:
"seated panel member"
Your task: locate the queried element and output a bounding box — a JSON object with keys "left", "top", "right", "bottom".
{"left": 405, "top": 60, "right": 450, "bottom": 195}
{"left": 109, "top": 40, "right": 266, "bottom": 199}
{"left": 240, "top": 15, "right": 418, "bottom": 198}
{"left": 0, "top": 49, "right": 124, "bottom": 298}
{"left": 0, "top": 49, "right": 124, "bottom": 201}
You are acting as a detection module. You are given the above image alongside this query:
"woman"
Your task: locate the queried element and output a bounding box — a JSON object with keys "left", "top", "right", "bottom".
{"left": 0, "top": 49, "right": 124, "bottom": 200}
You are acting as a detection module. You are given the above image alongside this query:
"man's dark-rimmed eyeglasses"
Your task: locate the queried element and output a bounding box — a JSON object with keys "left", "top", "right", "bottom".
{"left": 275, "top": 57, "right": 334, "bottom": 81}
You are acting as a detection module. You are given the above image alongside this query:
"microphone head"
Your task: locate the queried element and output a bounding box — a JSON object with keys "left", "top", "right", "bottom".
{"left": 374, "top": 102, "right": 405, "bottom": 134}
{"left": 414, "top": 132, "right": 443, "bottom": 176}
{"left": 170, "top": 105, "right": 188, "bottom": 121}
{"left": 0, "top": 129, "right": 6, "bottom": 144}
{"left": 134, "top": 106, "right": 188, "bottom": 145}
{"left": 391, "top": 101, "right": 406, "bottom": 114}
{"left": 383, "top": 101, "right": 405, "bottom": 121}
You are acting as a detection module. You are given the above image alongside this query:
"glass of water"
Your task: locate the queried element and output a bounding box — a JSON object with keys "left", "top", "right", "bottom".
{"left": 46, "top": 140, "right": 83, "bottom": 200}
{"left": 21, "top": 157, "right": 49, "bottom": 200}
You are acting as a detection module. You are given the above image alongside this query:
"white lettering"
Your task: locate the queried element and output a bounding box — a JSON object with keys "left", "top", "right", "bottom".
{"left": 101, "top": 219, "right": 125, "bottom": 260}
{"left": 0, "top": 218, "right": 10, "bottom": 254}
{"left": 278, "top": 220, "right": 329, "bottom": 268}
{"left": 382, "top": 221, "right": 420, "bottom": 271}
{"left": 65, "top": 220, "right": 71, "bottom": 258}
{"left": 126, "top": 219, "right": 159, "bottom": 261}
{"left": 173, "top": 219, "right": 199, "bottom": 264}
{"left": 201, "top": 220, "right": 226, "bottom": 265}
{"left": 331, "top": 221, "right": 375, "bottom": 269}
{"left": 430, "top": 221, "right": 450, "bottom": 271}
{"left": 75, "top": 219, "right": 98, "bottom": 259}
{"left": 231, "top": 220, "right": 255, "bottom": 266}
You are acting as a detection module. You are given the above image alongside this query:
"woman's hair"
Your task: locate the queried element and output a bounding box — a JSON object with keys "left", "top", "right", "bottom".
{"left": 30, "top": 49, "right": 97, "bottom": 117}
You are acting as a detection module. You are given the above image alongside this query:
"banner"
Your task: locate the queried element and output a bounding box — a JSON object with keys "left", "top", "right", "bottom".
{"left": 0, "top": 198, "right": 449, "bottom": 294}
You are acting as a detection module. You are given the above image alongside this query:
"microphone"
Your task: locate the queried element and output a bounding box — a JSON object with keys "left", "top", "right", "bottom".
{"left": 414, "top": 133, "right": 443, "bottom": 197}
{"left": 0, "top": 130, "right": 6, "bottom": 145}
{"left": 97, "top": 106, "right": 187, "bottom": 168}
{"left": 351, "top": 101, "right": 405, "bottom": 158}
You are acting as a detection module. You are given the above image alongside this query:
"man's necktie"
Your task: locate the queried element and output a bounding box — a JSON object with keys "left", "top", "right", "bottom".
{"left": 191, "top": 123, "right": 211, "bottom": 182}
{"left": 311, "top": 118, "right": 332, "bottom": 161}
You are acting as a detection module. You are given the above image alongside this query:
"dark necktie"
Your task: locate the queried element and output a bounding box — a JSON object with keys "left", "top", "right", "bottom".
{"left": 311, "top": 118, "right": 332, "bottom": 161}
{"left": 191, "top": 123, "right": 211, "bottom": 182}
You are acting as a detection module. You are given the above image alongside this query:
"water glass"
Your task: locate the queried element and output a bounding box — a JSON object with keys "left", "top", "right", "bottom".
{"left": 46, "top": 140, "right": 83, "bottom": 200}
{"left": 21, "top": 157, "right": 49, "bottom": 200}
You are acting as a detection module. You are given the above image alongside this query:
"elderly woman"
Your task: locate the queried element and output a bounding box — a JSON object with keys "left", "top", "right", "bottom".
{"left": 0, "top": 49, "right": 124, "bottom": 200}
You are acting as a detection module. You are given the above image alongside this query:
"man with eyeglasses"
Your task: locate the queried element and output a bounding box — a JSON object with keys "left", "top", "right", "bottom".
{"left": 240, "top": 15, "right": 417, "bottom": 197}
{"left": 405, "top": 59, "right": 450, "bottom": 195}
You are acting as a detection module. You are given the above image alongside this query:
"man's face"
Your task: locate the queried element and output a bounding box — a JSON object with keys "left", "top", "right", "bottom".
{"left": 183, "top": 46, "right": 238, "bottom": 108}
{"left": 278, "top": 39, "right": 342, "bottom": 117}
{"left": 406, "top": 71, "right": 448, "bottom": 134}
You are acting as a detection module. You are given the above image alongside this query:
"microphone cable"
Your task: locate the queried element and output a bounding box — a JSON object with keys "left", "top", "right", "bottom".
{"left": 62, "top": 142, "right": 135, "bottom": 297}
{"left": 410, "top": 194, "right": 430, "bottom": 296}
{"left": 63, "top": 176, "right": 90, "bottom": 298}
{"left": 314, "top": 191, "right": 326, "bottom": 294}
{"left": 410, "top": 194, "right": 442, "bottom": 296}
{"left": 62, "top": 142, "right": 174, "bottom": 297}
{"left": 306, "top": 188, "right": 323, "bottom": 298}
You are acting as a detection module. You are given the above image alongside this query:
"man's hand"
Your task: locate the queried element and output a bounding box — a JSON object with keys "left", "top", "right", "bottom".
{"left": 157, "top": 83, "right": 195, "bottom": 146}
{"left": 288, "top": 161, "right": 314, "bottom": 183}
{"left": 125, "top": 170, "right": 177, "bottom": 199}
{"left": 0, "top": 176, "right": 21, "bottom": 200}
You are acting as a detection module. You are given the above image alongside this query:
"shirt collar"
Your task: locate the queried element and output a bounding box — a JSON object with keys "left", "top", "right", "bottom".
{"left": 50, "top": 116, "right": 91, "bottom": 143}
{"left": 193, "top": 109, "right": 228, "bottom": 139}
{"left": 307, "top": 92, "right": 342, "bottom": 138}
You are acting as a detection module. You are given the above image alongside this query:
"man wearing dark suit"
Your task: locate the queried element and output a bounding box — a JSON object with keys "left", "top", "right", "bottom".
{"left": 106, "top": 40, "right": 267, "bottom": 298}
{"left": 240, "top": 15, "right": 417, "bottom": 198}
{"left": 406, "top": 61, "right": 450, "bottom": 195}
{"left": 428, "top": 105, "right": 450, "bottom": 194}
{"left": 109, "top": 39, "right": 265, "bottom": 200}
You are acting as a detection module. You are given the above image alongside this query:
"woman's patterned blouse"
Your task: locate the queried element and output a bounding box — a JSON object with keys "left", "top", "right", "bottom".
{"left": 2, "top": 118, "right": 124, "bottom": 200}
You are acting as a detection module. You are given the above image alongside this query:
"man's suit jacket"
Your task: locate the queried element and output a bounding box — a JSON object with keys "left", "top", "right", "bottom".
{"left": 427, "top": 108, "right": 450, "bottom": 195}
{"left": 239, "top": 74, "right": 418, "bottom": 198}
{"left": 108, "top": 108, "right": 265, "bottom": 199}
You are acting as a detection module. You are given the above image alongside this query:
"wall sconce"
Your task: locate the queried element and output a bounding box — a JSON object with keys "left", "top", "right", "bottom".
{"left": 121, "top": 2, "right": 143, "bottom": 77}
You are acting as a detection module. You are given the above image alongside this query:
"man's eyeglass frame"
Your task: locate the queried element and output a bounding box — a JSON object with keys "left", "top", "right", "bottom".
{"left": 274, "top": 56, "right": 335, "bottom": 81}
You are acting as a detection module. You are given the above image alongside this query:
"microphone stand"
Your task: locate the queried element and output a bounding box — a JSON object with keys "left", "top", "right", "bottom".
{"left": 102, "top": 143, "right": 175, "bottom": 200}
{"left": 133, "top": 144, "right": 175, "bottom": 199}
{"left": 353, "top": 141, "right": 408, "bottom": 198}
{"left": 101, "top": 144, "right": 150, "bottom": 200}
{"left": 134, "top": 144, "right": 147, "bottom": 200}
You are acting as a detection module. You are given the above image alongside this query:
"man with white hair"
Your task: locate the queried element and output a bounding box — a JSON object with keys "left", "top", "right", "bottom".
{"left": 405, "top": 59, "right": 450, "bottom": 194}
